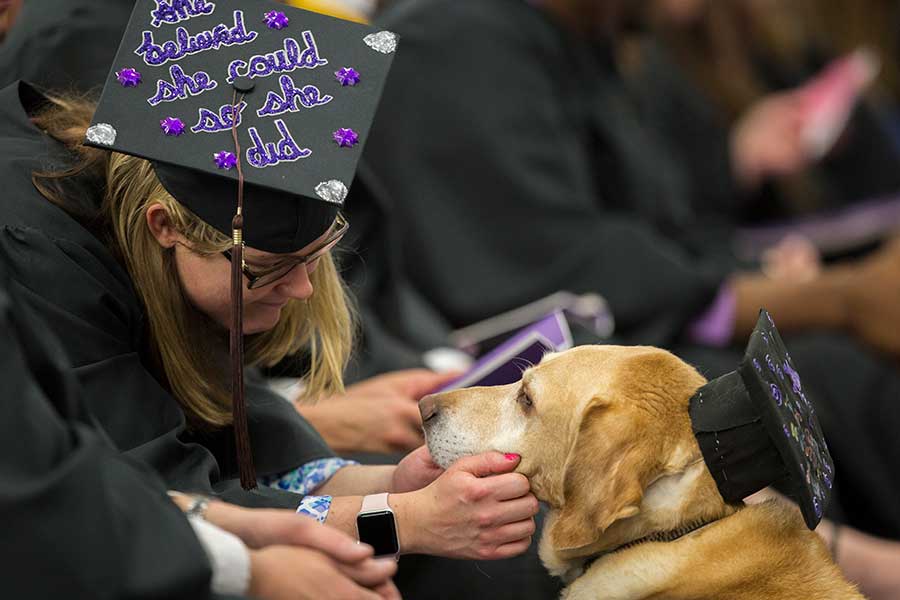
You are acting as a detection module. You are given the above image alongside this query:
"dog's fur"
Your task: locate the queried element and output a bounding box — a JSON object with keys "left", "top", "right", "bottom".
{"left": 422, "top": 345, "right": 862, "bottom": 599}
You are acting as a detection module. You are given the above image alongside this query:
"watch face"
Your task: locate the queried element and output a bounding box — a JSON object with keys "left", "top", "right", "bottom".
{"left": 356, "top": 510, "right": 399, "bottom": 556}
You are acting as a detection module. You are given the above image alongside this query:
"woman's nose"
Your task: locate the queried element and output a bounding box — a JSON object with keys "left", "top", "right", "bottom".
{"left": 274, "top": 264, "right": 314, "bottom": 300}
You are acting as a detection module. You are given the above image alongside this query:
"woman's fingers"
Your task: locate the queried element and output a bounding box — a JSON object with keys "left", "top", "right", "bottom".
{"left": 336, "top": 557, "right": 398, "bottom": 589}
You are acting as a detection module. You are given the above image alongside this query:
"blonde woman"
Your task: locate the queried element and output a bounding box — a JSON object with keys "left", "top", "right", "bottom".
{"left": 0, "top": 76, "right": 541, "bottom": 551}
{"left": 0, "top": 71, "right": 553, "bottom": 597}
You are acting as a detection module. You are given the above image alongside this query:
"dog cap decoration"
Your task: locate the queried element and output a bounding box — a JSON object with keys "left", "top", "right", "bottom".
{"left": 85, "top": 0, "right": 396, "bottom": 488}
{"left": 689, "top": 310, "right": 834, "bottom": 529}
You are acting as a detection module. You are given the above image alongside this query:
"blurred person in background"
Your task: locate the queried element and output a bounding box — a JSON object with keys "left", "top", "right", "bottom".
{"left": 0, "top": 0, "right": 22, "bottom": 40}
{"left": 0, "top": 0, "right": 133, "bottom": 92}
{"left": 795, "top": 0, "right": 900, "bottom": 143}
{"left": 628, "top": 0, "right": 900, "bottom": 228}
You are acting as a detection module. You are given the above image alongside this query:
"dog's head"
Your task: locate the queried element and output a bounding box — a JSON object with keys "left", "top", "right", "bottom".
{"left": 421, "top": 345, "right": 730, "bottom": 561}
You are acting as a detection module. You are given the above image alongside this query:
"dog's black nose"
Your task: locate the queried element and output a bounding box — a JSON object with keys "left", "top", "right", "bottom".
{"left": 419, "top": 394, "right": 438, "bottom": 422}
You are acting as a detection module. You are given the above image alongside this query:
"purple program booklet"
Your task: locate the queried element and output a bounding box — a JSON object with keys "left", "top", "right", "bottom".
{"left": 436, "top": 311, "right": 573, "bottom": 392}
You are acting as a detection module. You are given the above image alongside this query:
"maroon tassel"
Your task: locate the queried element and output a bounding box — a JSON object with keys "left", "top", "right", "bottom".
{"left": 231, "top": 217, "right": 256, "bottom": 489}
{"left": 227, "top": 91, "right": 256, "bottom": 490}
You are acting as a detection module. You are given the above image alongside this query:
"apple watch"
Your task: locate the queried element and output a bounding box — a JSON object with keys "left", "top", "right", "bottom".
{"left": 356, "top": 493, "right": 400, "bottom": 558}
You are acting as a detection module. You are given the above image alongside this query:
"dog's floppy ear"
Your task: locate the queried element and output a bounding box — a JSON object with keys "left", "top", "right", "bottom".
{"left": 548, "top": 398, "right": 660, "bottom": 552}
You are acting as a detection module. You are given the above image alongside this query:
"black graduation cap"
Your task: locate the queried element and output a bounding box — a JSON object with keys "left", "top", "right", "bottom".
{"left": 85, "top": 0, "right": 396, "bottom": 252}
{"left": 689, "top": 310, "right": 834, "bottom": 529}
{"left": 83, "top": 0, "right": 398, "bottom": 487}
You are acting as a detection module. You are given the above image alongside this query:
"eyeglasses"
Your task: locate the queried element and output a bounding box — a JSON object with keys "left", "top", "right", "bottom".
{"left": 223, "top": 213, "right": 349, "bottom": 289}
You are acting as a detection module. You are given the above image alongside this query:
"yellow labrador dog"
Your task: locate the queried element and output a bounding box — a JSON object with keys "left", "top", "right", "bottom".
{"left": 420, "top": 345, "right": 862, "bottom": 599}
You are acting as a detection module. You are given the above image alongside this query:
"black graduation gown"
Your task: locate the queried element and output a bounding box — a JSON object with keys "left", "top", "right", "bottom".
{"left": 0, "top": 81, "right": 333, "bottom": 509}
{"left": 0, "top": 0, "right": 133, "bottom": 93}
{"left": 340, "top": 163, "right": 454, "bottom": 382}
{"left": 366, "top": 0, "right": 735, "bottom": 348}
{"left": 0, "top": 264, "right": 214, "bottom": 599}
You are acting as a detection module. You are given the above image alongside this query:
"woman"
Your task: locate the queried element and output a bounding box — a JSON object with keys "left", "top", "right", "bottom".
{"left": 0, "top": 2, "right": 554, "bottom": 596}
{"left": 0, "top": 255, "right": 399, "bottom": 600}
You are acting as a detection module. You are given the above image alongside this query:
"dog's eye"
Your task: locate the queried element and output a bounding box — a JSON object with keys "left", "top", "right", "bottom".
{"left": 517, "top": 391, "right": 533, "bottom": 410}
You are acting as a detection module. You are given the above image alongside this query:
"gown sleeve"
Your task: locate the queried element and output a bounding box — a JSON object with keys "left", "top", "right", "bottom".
{"left": 0, "top": 266, "right": 214, "bottom": 600}
{"left": 364, "top": 3, "right": 729, "bottom": 345}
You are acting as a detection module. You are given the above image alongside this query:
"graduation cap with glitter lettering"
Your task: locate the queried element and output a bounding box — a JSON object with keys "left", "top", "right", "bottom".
{"left": 689, "top": 310, "right": 834, "bottom": 529}
{"left": 84, "top": 0, "right": 398, "bottom": 488}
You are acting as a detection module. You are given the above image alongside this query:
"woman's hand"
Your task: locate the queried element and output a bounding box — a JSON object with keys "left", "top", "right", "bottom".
{"left": 391, "top": 445, "right": 445, "bottom": 493}
{"left": 298, "top": 369, "right": 460, "bottom": 454}
{"left": 731, "top": 91, "right": 810, "bottom": 188}
{"left": 248, "top": 545, "right": 400, "bottom": 600}
{"left": 841, "top": 237, "right": 900, "bottom": 358}
{"left": 339, "top": 369, "right": 460, "bottom": 400}
{"left": 173, "top": 498, "right": 401, "bottom": 599}
{"left": 205, "top": 502, "right": 373, "bottom": 558}
{"left": 761, "top": 235, "right": 822, "bottom": 283}
{"left": 392, "top": 452, "right": 539, "bottom": 559}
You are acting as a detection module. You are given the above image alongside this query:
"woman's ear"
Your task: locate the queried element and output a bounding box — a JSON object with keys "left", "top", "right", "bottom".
{"left": 145, "top": 204, "right": 179, "bottom": 248}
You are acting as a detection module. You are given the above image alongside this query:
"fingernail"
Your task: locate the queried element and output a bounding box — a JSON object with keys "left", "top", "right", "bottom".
{"left": 504, "top": 453, "right": 520, "bottom": 461}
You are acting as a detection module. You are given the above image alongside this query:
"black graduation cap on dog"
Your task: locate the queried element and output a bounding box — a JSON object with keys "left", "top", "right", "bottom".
{"left": 689, "top": 310, "right": 834, "bottom": 529}
{"left": 84, "top": 0, "right": 397, "bottom": 488}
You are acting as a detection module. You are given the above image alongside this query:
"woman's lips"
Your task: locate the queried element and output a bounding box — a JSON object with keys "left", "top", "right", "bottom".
{"left": 257, "top": 299, "right": 288, "bottom": 309}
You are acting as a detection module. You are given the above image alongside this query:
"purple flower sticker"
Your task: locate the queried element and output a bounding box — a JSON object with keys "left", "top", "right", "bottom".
{"left": 160, "top": 117, "right": 186, "bottom": 136}
{"left": 264, "top": 10, "right": 289, "bottom": 30}
{"left": 335, "top": 67, "right": 361, "bottom": 86}
{"left": 214, "top": 151, "right": 238, "bottom": 170}
{"left": 770, "top": 382, "right": 782, "bottom": 405}
{"left": 333, "top": 128, "right": 360, "bottom": 148}
{"left": 116, "top": 68, "right": 142, "bottom": 87}
{"left": 752, "top": 357, "right": 762, "bottom": 373}
{"left": 784, "top": 362, "right": 802, "bottom": 394}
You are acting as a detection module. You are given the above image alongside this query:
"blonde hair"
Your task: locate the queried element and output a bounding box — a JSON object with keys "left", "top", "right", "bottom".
{"left": 33, "top": 96, "right": 354, "bottom": 427}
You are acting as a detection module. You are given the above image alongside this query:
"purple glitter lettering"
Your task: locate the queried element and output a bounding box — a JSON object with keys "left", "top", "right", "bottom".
{"left": 134, "top": 10, "right": 257, "bottom": 67}
{"left": 147, "top": 65, "right": 218, "bottom": 106}
{"left": 150, "top": 0, "right": 216, "bottom": 28}
{"left": 256, "top": 75, "right": 333, "bottom": 118}
{"left": 225, "top": 31, "right": 327, "bottom": 84}
{"left": 191, "top": 101, "right": 248, "bottom": 134}
{"left": 245, "top": 119, "right": 312, "bottom": 169}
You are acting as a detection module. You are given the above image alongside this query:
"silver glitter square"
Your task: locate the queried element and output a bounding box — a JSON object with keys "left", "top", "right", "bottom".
{"left": 315, "top": 180, "right": 348, "bottom": 205}
{"left": 85, "top": 123, "right": 117, "bottom": 146}
{"left": 363, "top": 31, "right": 397, "bottom": 54}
